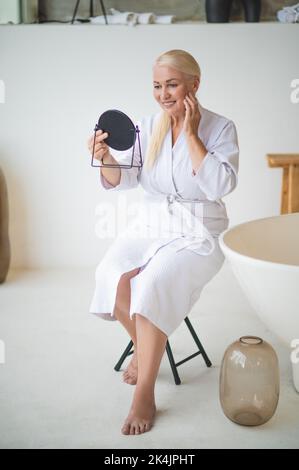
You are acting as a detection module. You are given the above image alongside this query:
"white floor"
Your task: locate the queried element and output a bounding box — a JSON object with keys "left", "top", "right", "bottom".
{"left": 0, "top": 264, "right": 298, "bottom": 449}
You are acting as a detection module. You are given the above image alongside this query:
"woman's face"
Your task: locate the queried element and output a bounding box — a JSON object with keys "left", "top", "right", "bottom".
{"left": 153, "top": 65, "right": 198, "bottom": 120}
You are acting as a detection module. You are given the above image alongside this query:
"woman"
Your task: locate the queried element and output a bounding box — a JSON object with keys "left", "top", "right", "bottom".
{"left": 87, "top": 49, "right": 239, "bottom": 436}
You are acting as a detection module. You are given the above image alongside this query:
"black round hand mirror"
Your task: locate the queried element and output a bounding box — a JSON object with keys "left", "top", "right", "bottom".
{"left": 91, "top": 109, "right": 143, "bottom": 169}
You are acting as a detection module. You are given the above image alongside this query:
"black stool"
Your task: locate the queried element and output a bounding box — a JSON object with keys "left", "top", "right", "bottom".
{"left": 71, "top": 0, "right": 108, "bottom": 24}
{"left": 114, "top": 316, "right": 212, "bottom": 385}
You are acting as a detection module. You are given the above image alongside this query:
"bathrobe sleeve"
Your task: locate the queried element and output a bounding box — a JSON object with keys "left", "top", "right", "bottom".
{"left": 100, "top": 119, "right": 142, "bottom": 192}
{"left": 191, "top": 120, "right": 239, "bottom": 201}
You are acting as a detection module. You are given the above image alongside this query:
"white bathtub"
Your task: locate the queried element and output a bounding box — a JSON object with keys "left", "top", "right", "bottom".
{"left": 219, "top": 213, "right": 299, "bottom": 392}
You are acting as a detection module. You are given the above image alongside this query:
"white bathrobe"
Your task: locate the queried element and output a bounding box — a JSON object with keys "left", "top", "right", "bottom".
{"left": 89, "top": 104, "right": 239, "bottom": 336}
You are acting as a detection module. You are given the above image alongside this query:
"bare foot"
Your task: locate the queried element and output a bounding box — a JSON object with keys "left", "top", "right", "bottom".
{"left": 121, "top": 389, "right": 156, "bottom": 435}
{"left": 123, "top": 350, "right": 138, "bottom": 385}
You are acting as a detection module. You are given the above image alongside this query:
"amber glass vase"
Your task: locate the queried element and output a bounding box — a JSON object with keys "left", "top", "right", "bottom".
{"left": 219, "top": 336, "right": 280, "bottom": 426}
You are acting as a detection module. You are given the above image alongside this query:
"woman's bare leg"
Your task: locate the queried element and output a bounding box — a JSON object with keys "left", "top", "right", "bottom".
{"left": 113, "top": 268, "right": 140, "bottom": 384}
{"left": 121, "top": 313, "right": 168, "bottom": 435}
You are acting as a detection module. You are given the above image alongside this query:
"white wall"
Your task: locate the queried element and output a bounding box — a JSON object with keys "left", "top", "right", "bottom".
{"left": 0, "top": 23, "right": 298, "bottom": 268}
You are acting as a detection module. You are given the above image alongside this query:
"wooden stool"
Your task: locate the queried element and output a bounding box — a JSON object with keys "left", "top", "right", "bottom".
{"left": 267, "top": 154, "right": 299, "bottom": 214}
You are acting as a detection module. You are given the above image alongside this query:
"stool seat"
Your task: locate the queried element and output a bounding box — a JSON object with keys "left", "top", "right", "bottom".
{"left": 114, "top": 316, "right": 211, "bottom": 385}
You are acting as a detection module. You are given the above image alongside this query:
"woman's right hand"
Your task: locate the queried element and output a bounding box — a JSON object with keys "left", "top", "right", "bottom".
{"left": 87, "top": 129, "right": 110, "bottom": 162}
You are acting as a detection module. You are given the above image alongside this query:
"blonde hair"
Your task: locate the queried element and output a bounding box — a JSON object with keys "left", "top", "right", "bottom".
{"left": 145, "top": 49, "right": 201, "bottom": 171}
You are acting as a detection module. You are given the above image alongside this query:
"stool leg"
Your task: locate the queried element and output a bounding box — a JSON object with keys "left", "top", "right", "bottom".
{"left": 114, "top": 340, "right": 134, "bottom": 371}
{"left": 165, "top": 340, "right": 181, "bottom": 385}
{"left": 99, "top": 0, "right": 108, "bottom": 24}
{"left": 184, "top": 317, "right": 212, "bottom": 367}
{"left": 71, "top": 0, "right": 81, "bottom": 24}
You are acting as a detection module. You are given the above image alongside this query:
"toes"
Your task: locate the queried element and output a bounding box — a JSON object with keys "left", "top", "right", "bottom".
{"left": 122, "top": 420, "right": 152, "bottom": 435}
{"left": 122, "top": 370, "right": 137, "bottom": 385}
{"left": 144, "top": 422, "right": 152, "bottom": 432}
{"left": 121, "top": 423, "right": 130, "bottom": 435}
{"left": 134, "top": 424, "right": 141, "bottom": 435}
{"left": 127, "top": 377, "right": 137, "bottom": 385}
{"left": 132, "top": 423, "right": 139, "bottom": 435}
{"left": 139, "top": 423, "right": 146, "bottom": 434}
{"left": 123, "top": 376, "right": 137, "bottom": 385}
{"left": 130, "top": 424, "right": 136, "bottom": 435}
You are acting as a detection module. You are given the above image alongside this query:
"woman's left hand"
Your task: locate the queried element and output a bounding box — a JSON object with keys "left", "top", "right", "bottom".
{"left": 183, "top": 92, "right": 201, "bottom": 138}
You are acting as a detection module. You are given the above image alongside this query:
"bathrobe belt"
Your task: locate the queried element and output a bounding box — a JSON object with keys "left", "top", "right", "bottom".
{"left": 143, "top": 193, "right": 216, "bottom": 256}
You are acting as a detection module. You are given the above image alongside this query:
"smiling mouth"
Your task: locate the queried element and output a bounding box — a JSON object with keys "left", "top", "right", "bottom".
{"left": 163, "top": 101, "right": 176, "bottom": 107}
